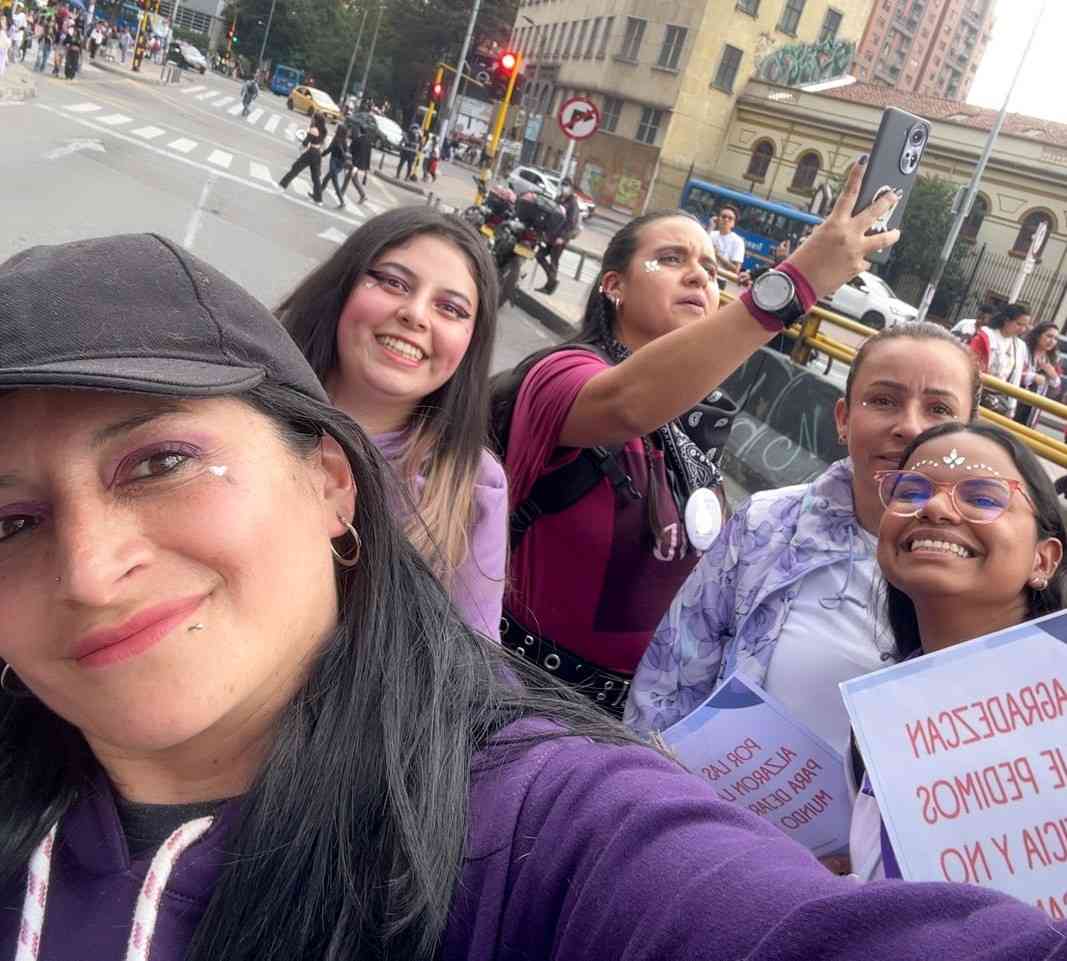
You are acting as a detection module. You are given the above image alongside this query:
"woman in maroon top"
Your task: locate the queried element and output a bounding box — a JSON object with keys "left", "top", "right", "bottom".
{"left": 493, "top": 159, "right": 901, "bottom": 715}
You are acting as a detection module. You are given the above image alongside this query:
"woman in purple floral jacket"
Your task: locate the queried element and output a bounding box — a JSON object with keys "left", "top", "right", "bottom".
{"left": 626, "top": 324, "right": 980, "bottom": 756}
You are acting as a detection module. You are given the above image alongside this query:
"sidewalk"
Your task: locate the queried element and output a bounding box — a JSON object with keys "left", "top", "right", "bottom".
{"left": 0, "top": 62, "right": 37, "bottom": 103}
{"left": 88, "top": 55, "right": 203, "bottom": 88}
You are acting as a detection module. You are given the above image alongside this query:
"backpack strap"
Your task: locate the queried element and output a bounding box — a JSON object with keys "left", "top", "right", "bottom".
{"left": 510, "top": 445, "right": 639, "bottom": 549}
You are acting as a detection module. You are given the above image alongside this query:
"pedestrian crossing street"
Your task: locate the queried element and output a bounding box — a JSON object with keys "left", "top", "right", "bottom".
{"left": 57, "top": 99, "right": 389, "bottom": 219}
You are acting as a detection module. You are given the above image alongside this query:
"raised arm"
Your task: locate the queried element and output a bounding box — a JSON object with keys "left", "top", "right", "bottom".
{"left": 558, "top": 160, "right": 899, "bottom": 450}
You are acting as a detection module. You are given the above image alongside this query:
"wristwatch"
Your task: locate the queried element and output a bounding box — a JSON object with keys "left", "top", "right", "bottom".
{"left": 748, "top": 269, "right": 807, "bottom": 326}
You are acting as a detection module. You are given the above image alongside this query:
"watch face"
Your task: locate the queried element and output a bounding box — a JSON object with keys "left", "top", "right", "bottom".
{"left": 753, "top": 271, "right": 794, "bottom": 312}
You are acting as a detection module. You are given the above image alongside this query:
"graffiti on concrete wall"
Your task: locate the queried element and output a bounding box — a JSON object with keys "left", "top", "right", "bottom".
{"left": 755, "top": 38, "right": 856, "bottom": 88}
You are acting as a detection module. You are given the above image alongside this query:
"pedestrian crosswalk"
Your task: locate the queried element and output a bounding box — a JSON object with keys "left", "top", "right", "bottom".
{"left": 54, "top": 99, "right": 390, "bottom": 223}
{"left": 176, "top": 83, "right": 302, "bottom": 144}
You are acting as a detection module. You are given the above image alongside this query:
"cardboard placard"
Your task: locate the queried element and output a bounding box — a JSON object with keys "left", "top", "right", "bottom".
{"left": 661, "top": 673, "right": 851, "bottom": 856}
{"left": 841, "top": 610, "right": 1067, "bottom": 918}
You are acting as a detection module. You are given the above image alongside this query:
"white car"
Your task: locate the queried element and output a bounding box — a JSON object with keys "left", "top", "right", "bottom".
{"left": 507, "top": 166, "right": 595, "bottom": 222}
{"left": 823, "top": 271, "right": 918, "bottom": 330}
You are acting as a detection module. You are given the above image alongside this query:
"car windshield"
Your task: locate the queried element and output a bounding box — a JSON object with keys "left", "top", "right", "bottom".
{"left": 311, "top": 90, "right": 339, "bottom": 109}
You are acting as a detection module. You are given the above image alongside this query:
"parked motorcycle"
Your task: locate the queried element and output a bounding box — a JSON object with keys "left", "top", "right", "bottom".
{"left": 492, "top": 191, "right": 567, "bottom": 305}
{"left": 460, "top": 179, "right": 516, "bottom": 234}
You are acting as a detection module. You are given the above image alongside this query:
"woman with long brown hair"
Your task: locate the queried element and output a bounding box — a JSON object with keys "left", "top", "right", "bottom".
{"left": 279, "top": 207, "right": 506, "bottom": 638}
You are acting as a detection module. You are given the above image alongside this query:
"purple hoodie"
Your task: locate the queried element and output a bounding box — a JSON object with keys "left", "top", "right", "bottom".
{"left": 373, "top": 432, "right": 507, "bottom": 640}
{"left": 2, "top": 723, "right": 1065, "bottom": 961}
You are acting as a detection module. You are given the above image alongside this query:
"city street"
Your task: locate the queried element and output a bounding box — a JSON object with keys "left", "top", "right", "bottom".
{"left": 0, "top": 62, "right": 559, "bottom": 373}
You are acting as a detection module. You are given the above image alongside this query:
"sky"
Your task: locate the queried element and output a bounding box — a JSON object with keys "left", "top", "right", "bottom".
{"left": 967, "top": 0, "right": 1067, "bottom": 123}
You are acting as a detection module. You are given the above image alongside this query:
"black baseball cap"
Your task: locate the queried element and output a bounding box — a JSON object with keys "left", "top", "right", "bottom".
{"left": 0, "top": 233, "right": 329, "bottom": 403}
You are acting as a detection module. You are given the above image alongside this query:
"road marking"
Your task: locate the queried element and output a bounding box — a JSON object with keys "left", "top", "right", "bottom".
{"left": 369, "top": 175, "right": 398, "bottom": 206}
{"left": 168, "top": 137, "right": 198, "bottom": 153}
{"left": 37, "top": 103, "right": 368, "bottom": 228}
{"left": 196, "top": 90, "right": 221, "bottom": 101}
{"left": 318, "top": 228, "right": 349, "bottom": 244}
{"left": 214, "top": 96, "right": 235, "bottom": 108}
{"left": 284, "top": 126, "right": 297, "bottom": 142}
{"left": 97, "top": 113, "right": 133, "bottom": 126}
{"left": 264, "top": 113, "right": 279, "bottom": 133}
{"left": 183, "top": 175, "right": 215, "bottom": 250}
{"left": 363, "top": 199, "right": 386, "bottom": 215}
{"left": 131, "top": 125, "right": 166, "bottom": 139}
{"left": 64, "top": 103, "right": 102, "bottom": 113}
{"left": 180, "top": 84, "right": 205, "bottom": 95}
{"left": 226, "top": 102, "right": 243, "bottom": 116}
{"left": 207, "top": 149, "right": 233, "bottom": 169}
{"left": 44, "top": 139, "right": 106, "bottom": 160}
{"left": 247, "top": 108, "right": 263, "bottom": 124}
{"left": 248, "top": 161, "right": 273, "bottom": 183}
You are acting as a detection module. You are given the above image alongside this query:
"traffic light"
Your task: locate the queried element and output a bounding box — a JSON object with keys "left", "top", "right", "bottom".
{"left": 490, "top": 49, "right": 522, "bottom": 103}
{"left": 430, "top": 79, "right": 444, "bottom": 103}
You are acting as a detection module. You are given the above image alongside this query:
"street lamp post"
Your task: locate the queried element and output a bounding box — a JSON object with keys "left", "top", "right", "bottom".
{"left": 916, "top": 0, "right": 1047, "bottom": 322}
{"left": 339, "top": 6, "right": 369, "bottom": 105}
{"left": 440, "top": 0, "right": 481, "bottom": 144}
{"left": 357, "top": 2, "right": 384, "bottom": 106}
{"left": 256, "top": 0, "right": 277, "bottom": 76}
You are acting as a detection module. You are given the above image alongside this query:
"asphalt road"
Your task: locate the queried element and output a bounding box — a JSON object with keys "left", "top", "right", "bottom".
{"left": 0, "top": 63, "right": 556, "bottom": 374}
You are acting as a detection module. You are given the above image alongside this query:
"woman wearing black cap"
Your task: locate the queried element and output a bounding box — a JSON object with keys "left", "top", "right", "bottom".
{"left": 279, "top": 110, "right": 327, "bottom": 204}
{"left": 0, "top": 233, "right": 1065, "bottom": 960}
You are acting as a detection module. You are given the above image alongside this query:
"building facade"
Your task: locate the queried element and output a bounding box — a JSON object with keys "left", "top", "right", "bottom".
{"left": 510, "top": 0, "right": 873, "bottom": 215}
{"left": 714, "top": 79, "right": 1067, "bottom": 323}
{"left": 852, "top": 0, "right": 995, "bottom": 101}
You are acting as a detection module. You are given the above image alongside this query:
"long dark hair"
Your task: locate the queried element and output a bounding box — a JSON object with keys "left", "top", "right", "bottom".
{"left": 0, "top": 383, "right": 635, "bottom": 959}
{"left": 886, "top": 421, "right": 1067, "bottom": 659}
{"left": 491, "top": 208, "right": 698, "bottom": 451}
{"left": 278, "top": 206, "right": 499, "bottom": 579}
{"left": 1025, "top": 320, "right": 1059, "bottom": 365}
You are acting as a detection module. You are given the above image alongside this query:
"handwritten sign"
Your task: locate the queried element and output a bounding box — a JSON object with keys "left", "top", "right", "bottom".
{"left": 841, "top": 610, "right": 1067, "bottom": 918}
{"left": 661, "top": 673, "right": 851, "bottom": 856}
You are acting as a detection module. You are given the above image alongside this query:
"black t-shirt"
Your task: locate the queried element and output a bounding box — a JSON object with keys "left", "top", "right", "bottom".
{"left": 114, "top": 795, "right": 225, "bottom": 858}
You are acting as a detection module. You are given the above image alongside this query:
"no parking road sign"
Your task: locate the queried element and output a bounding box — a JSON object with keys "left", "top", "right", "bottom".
{"left": 557, "top": 97, "right": 600, "bottom": 141}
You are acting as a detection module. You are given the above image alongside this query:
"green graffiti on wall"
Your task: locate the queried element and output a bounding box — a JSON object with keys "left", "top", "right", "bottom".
{"left": 755, "top": 38, "right": 856, "bottom": 88}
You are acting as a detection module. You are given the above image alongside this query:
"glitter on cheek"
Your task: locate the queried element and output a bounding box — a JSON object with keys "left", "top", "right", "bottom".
{"left": 642, "top": 260, "right": 662, "bottom": 273}
{"left": 207, "top": 466, "right": 229, "bottom": 478}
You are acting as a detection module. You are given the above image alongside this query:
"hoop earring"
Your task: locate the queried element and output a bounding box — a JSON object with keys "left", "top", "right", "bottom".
{"left": 331, "top": 515, "right": 362, "bottom": 569}
{"left": 1, "top": 663, "right": 33, "bottom": 699}
{"left": 1031, "top": 576, "right": 1049, "bottom": 591}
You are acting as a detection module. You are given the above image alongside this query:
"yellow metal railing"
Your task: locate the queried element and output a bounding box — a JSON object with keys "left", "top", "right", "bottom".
{"left": 718, "top": 272, "right": 1067, "bottom": 469}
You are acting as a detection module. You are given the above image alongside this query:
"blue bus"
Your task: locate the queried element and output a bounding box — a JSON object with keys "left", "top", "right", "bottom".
{"left": 680, "top": 179, "right": 823, "bottom": 272}
{"left": 270, "top": 64, "right": 303, "bottom": 96}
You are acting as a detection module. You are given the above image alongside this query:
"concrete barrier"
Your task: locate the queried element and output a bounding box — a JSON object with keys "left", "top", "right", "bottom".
{"left": 720, "top": 346, "right": 846, "bottom": 494}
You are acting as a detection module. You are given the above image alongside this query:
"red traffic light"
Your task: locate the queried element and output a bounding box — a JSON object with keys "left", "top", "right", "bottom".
{"left": 499, "top": 51, "right": 517, "bottom": 73}
{"left": 431, "top": 81, "right": 444, "bottom": 101}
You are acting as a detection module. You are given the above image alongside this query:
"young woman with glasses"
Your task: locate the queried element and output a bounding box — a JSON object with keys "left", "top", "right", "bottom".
{"left": 849, "top": 421, "right": 1065, "bottom": 879}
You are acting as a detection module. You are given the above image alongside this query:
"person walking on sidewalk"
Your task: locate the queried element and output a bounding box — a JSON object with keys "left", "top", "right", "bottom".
{"left": 279, "top": 111, "right": 327, "bottom": 205}
{"left": 118, "top": 25, "right": 130, "bottom": 63}
{"left": 395, "top": 124, "right": 418, "bottom": 181}
{"left": 535, "top": 178, "right": 581, "bottom": 296}
{"left": 241, "top": 76, "right": 258, "bottom": 117}
{"left": 0, "top": 19, "right": 10, "bottom": 79}
{"left": 62, "top": 26, "right": 81, "bottom": 80}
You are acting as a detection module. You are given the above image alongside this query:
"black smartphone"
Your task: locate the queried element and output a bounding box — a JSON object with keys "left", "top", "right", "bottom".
{"left": 854, "top": 107, "right": 931, "bottom": 264}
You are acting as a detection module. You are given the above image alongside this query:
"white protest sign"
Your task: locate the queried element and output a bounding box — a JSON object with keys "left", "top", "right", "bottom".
{"left": 842, "top": 610, "right": 1067, "bottom": 918}
{"left": 661, "top": 673, "right": 851, "bottom": 856}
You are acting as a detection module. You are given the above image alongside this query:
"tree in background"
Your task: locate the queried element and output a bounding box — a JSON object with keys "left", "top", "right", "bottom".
{"left": 883, "top": 175, "right": 969, "bottom": 318}
{"left": 226, "top": 0, "right": 518, "bottom": 122}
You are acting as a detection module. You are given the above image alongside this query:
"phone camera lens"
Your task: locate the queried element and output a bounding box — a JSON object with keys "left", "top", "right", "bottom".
{"left": 910, "top": 128, "right": 927, "bottom": 146}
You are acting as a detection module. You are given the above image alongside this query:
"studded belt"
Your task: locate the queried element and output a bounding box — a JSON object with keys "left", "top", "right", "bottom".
{"left": 500, "top": 610, "right": 632, "bottom": 719}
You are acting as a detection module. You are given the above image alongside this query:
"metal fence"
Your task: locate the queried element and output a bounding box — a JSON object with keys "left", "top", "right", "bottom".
{"left": 952, "top": 244, "right": 1067, "bottom": 322}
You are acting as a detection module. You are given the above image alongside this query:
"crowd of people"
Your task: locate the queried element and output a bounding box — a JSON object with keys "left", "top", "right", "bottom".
{"left": 0, "top": 1, "right": 144, "bottom": 81}
{"left": 2, "top": 156, "right": 1067, "bottom": 957}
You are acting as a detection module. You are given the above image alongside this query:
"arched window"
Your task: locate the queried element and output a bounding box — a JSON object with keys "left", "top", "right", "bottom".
{"left": 745, "top": 140, "right": 774, "bottom": 180}
{"left": 790, "top": 151, "right": 820, "bottom": 191}
{"left": 1013, "top": 210, "right": 1054, "bottom": 257}
{"left": 960, "top": 193, "right": 988, "bottom": 241}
